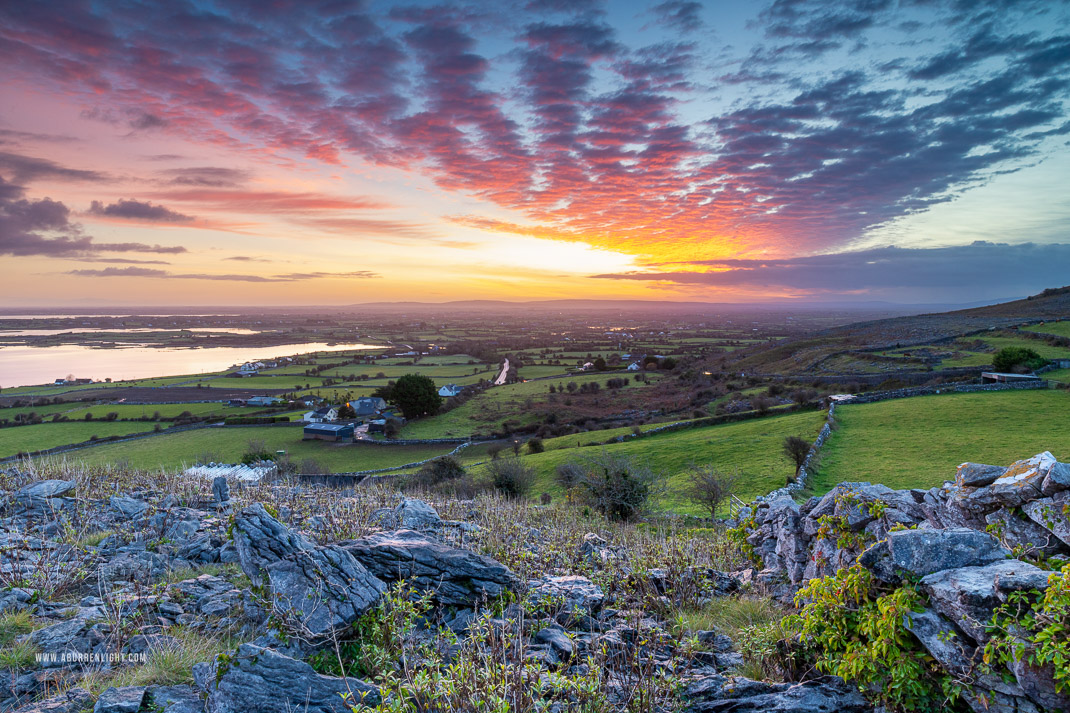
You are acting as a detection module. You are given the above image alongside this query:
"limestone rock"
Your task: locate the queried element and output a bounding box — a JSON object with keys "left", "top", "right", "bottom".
{"left": 683, "top": 674, "right": 871, "bottom": 712}
{"left": 879, "top": 527, "right": 1009, "bottom": 580}
{"left": 1022, "top": 491, "right": 1070, "bottom": 548}
{"left": 205, "top": 643, "right": 380, "bottom": 713}
{"left": 231, "top": 503, "right": 384, "bottom": 636}
{"left": 394, "top": 498, "right": 441, "bottom": 531}
{"left": 93, "top": 686, "right": 146, "bottom": 713}
{"left": 527, "top": 575, "right": 605, "bottom": 614}
{"left": 921, "top": 559, "right": 1052, "bottom": 643}
{"left": 343, "top": 529, "right": 519, "bottom": 606}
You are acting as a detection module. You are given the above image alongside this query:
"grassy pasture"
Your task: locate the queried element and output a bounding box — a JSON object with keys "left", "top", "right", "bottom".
{"left": 812, "top": 389, "right": 1070, "bottom": 493}
{"left": 57, "top": 426, "right": 455, "bottom": 472}
{"left": 468, "top": 409, "right": 827, "bottom": 513}
{"left": 0, "top": 402, "right": 263, "bottom": 422}
{"left": 1023, "top": 321, "right": 1070, "bottom": 338}
{"left": 0, "top": 422, "right": 159, "bottom": 458}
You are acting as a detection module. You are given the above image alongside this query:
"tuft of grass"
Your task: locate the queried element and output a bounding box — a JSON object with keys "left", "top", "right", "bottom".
{"left": 74, "top": 530, "right": 113, "bottom": 548}
{"left": 676, "top": 595, "right": 786, "bottom": 641}
{"left": 0, "top": 609, "right": 36, "bottom": 648}
{"left": 80, "top": 627, "right": 246, "bottom": 693}
{"left": 0, "top": 639, "right": 40, "bottom": 670}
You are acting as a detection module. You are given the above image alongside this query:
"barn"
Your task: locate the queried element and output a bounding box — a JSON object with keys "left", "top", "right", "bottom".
{"left": 302, "top": 423, "right": 354, "bottom": 442}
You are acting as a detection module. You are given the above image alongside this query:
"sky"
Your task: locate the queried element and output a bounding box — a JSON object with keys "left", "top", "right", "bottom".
{"left": 1, "top": 0, "right": 1069, "bottom": 307}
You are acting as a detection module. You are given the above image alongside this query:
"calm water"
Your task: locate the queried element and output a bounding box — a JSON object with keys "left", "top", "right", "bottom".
{"left": 0, "top": 342, "right": 384, "bottom": 388}
{"left": 0, "top": 327, "right": 262, "bottom": 337}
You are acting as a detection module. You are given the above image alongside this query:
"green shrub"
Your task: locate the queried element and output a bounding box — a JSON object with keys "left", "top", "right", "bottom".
{"left": 794, "top": 564, "right": 958, "bottom": 711}
{"left": 984, "top": 563, "right": 1070, "bottom": 695}
{"left": 992, "top": 346, "right": 1047, "bottom": 372}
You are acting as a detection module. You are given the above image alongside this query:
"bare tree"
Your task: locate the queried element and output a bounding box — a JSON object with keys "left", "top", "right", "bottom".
{"left": 782, "top": 435, "right": 811, "bottom": 482}
{"left": 686, "top": 466, "right": 740, "bottom": 520}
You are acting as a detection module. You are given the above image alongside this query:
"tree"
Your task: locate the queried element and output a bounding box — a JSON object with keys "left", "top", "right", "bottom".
{"left": 337, "top": 402, "right": 356, "bottom": 419}
{"left": 686, "top": 466, "right": 739, "bottom": 520}
{"left": 593, "top": 356, "right": 607, "bottom": 371}
{"left": 992, "top": 346, "right": 1047, "bottom": 373}
{"left": 782, "top": 435, "right": 811, "bottom": 480}
{"left": 387, "top": 374, "right": 442, "bottom": 419}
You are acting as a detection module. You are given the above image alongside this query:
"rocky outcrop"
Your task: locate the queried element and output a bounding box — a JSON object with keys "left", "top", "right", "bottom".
{"left": 343, "top": 528, "right": 520, "bottom": 606}
{"left": 231, "top": 503, "right": 385, "bottom": 636}
{"left": 198, "top": 643, "right": 380, "bottom": 713}
{"left": 683, "top": 674, "right": 871, "bottom": 712}
{"left": 736, "top": 452, "right": 1070, "bottom": 713}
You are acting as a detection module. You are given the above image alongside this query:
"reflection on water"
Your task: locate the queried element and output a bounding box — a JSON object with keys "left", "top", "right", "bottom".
{"left": 0, "top": 327, "right": 262, "bottom": 337}
{"left": 0, "top": 342, "right": 384, "bottom": 388}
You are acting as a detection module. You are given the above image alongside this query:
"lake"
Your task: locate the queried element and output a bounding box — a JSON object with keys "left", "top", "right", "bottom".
{"left": 0, "top": 327, "right": 262, "bottom": 337}
{"left": 0, "top": 341, "right": 385, "bottom": 388}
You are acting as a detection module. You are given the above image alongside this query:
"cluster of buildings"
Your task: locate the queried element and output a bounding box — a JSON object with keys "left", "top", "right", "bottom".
{"left": 302, "top": 396, "right": 402, "bottom": 442}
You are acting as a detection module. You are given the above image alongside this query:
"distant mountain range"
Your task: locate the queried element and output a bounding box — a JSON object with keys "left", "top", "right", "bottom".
{"left": 0, "top": 296, "right": 1023, "bottom": 317}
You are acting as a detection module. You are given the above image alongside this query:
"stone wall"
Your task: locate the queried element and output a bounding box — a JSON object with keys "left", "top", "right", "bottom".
{"left": 736, "top": 452, "right": 1070, "bottom": 713}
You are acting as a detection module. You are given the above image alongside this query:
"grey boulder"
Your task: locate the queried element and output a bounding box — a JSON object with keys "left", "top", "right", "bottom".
{"left": 204, "top": 643, "right": 380, "bottom": 713}
{"left": 343, "top": 529, "right": 519, "bottom": 606}
{"left": 231, "top": 503, "right": 384, "bottom": 636}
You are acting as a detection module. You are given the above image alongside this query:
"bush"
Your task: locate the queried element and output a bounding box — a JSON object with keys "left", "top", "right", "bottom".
{"left": 526, "top": 437, "right": 545, "bottom": 454}
{"left": 487, "top": 457, "right": 536, "bottom": 498}
{"left": 992, "top": 346, "right": 1048, "bottom": 372}
{"left": 571, "top": 452, "right": 660, "bottom": 522}
{"left": 794, "top": 565, "right": 953, "bottom": 711}
{"left": 985, "top": 563, "right": 1070, "bottom": 695}
{"left": 414, "top": 456, "right": 466, "bottom": 486}
{"left": 554, "top": 462, "right": 583, "bottom": 491}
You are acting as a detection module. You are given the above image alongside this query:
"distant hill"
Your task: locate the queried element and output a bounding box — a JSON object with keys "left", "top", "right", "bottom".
{"left": 731, "top": 286, "right": 1070, "bottom": 374}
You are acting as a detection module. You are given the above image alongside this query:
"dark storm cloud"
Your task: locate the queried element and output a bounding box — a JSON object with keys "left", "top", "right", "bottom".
{"left": 88, "top": 199, "right": 194, "bottom": 223}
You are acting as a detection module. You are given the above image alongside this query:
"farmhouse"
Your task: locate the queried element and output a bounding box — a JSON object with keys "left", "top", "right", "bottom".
{"left": 246, "top": 395, "right": 282, "bottom": 407}
{"left": 438, "top": 383, "right": 463, "bottom": 398}
{"left": 351, "top": 396, "right": 387, "bottom": 417}
{"left": 303, "top": 423, "right": 354, "bottom": 442}
{"left": 303, "top": 406, "right": 339, "bottom": 422}
{"left": 626, "top": 362, "right": 641, "bottom": 371}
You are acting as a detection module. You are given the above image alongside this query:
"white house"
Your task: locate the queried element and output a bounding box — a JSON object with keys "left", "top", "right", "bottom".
{"left": 303, "top": 406, "right": 339, "bottom": 423}
{"left": 626, "top": 362, "right": 641, "bottom": 371}
{"left": 581, "top": 362, "right": 594, "bottom": 371}
{"left": 438, "top": 383, "right": 463, "bottom": 398}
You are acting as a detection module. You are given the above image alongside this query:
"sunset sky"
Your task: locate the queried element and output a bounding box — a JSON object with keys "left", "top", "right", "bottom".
{"left": 2, "top": 0, "right": 1069, "bottom": 306}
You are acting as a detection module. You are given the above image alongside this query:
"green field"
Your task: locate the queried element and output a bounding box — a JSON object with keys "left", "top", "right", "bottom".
{"left": 1043, "top": 368, "right": 1070, "bottom": 384}
{"left": 0, "top": 421, "right": 159, "bottom": 458}
{"left": 1023, "top": 321, "right": 1070, "bottom": 338}
{"left": 467, "top": 409, "right": 827, "bottom": 513}
{"left": 0, "top": 402, "right": 264, "bottom": 422}
{"left": 57, "top": 426, "right": 456, "bottom": 472}
{"left": 813, "top": 390, "right": 1070, "bottom": 493}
